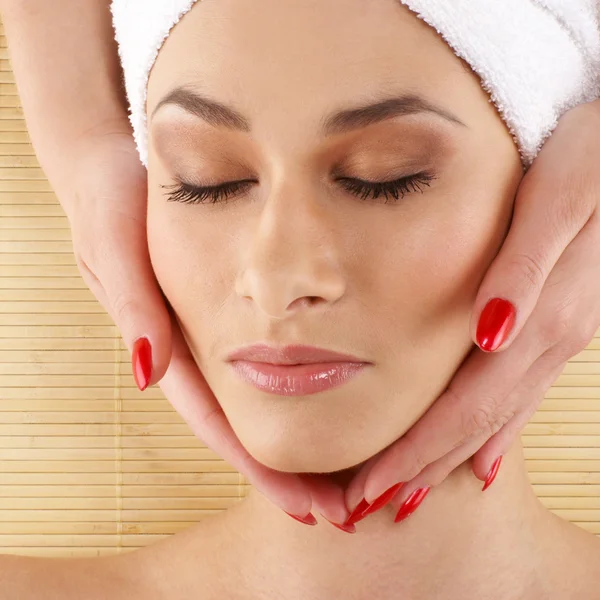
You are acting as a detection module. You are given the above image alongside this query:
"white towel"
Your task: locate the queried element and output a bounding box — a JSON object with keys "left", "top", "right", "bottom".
{"left": 110, "top": 0, "right": 600, "bottom": 170}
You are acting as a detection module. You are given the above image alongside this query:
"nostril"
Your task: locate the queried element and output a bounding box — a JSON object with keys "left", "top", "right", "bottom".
{"left": 287, "top": 296, "right": 321, "bottom": 311}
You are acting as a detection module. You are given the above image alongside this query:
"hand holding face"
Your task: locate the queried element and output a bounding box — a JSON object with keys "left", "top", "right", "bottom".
{"left": 149, "top": 98, "right": 600, "bottom": 534}
{"left": 342, "top": 98, "right": 600, "bottom": 527}
{"left": 69, "top": 98, "right": 600, "bottom": 536}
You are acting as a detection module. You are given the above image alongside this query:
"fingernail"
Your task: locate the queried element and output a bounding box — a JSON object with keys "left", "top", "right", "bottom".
{"left": 394, "top": 487, "right": 430, "bottom": 523}
{"left": 344, "top": 498, "right": 370, "bottom": 526}
{"left": 482, "top": 455, "right": 503, "bottom": 491}
{"left": 132, "top": 336, "right": 153, "bottom": 391}
{"left": 324, "top": 518, "right": 356, "bottom": 534}
{"left": 361, "top": 482, "right": 404, "bottom": 518}
{"left": 284, "top": 511, "right": 318, "bottom": 526}
{"left": 476, "top": 298, "right": 516, "bottom": 352}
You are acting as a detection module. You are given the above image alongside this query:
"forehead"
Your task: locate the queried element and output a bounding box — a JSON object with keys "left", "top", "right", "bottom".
{"left": 146, "top": 0, "right": 471, "bottom": 115}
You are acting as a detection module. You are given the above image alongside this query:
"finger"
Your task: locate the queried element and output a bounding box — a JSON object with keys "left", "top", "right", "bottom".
{"left": 471, "top": 136, "right": 596, "bottom": 353}
{"left": 360, "top": 320, "right": 547, "bottom": 504}
{"left": 158, "top": 312, "right": 315, "bottom": 518}
{"left": 385, "top": 208, "right": 600, "bottom": 504}
{"left": 76, "top": 208, "right": 173, "bottom": 390}
{"left": 388, "top": 349, "right": 568, "bottom": 509}
{"left": 344, "top": 453, "right": 384, "bottom": 514}
{"left": 349, "top": 207, "right": 600, "bottom": 513}
{"left": 300, "top": 473, "right": 351, "bottom": 526}
{"left": 470, "top": 361, "right": 567, "bottom": 481}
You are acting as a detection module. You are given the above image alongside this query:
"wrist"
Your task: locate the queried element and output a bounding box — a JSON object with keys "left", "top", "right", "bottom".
{"left": 50, "top": 124, "right": 140, "bottom": 221}
{"left": 66, "top": 114, "right": 134, "bottom": 151}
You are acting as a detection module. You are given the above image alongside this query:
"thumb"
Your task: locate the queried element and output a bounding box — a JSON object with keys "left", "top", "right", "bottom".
{"left": 471, "top": 159, "right": 594, "bottom": 353}
{"left": 76, "top": 211, "right": 173, "bottom": 392}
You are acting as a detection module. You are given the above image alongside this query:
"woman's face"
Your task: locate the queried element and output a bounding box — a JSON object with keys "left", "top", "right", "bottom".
{"left": 146, "top": 0, "right": 523, "bottom": 473}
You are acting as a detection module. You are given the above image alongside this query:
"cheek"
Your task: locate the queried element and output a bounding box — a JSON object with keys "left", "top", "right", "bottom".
{"left": 365, "top": 185, "right": 514, "bottom": 431}
{"left": 147, "top": 202, "right": 231, "bottom": 345}
{"left": 376, "top": 184, "right": 513, "bottom": 330}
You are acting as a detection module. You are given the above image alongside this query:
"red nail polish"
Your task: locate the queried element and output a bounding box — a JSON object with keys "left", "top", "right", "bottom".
{"left": 132, "top": 337, "right": 153, "bottom": 391}
{"left": 476, "top": 298, "right": 516, "bottom": 352}
{"left": 325, "top": 518, "right": 356, "bottom": 534}
{"left": 361, "top": 482, "right": 404, "bottom": 518}
{"left": 284, "top": 511, "right": 318, "bottom": 526}
{"left": 482, "top": 456, "right": 503, "bottom": 491}
{"left": 344, "top": 498, "right": 370, "bottom": 526}
{"left": 394, "top": 487, "right": 430, "bottom": 523}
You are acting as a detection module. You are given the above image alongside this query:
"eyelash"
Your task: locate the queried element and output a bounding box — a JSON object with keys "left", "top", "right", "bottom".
{"left": 160, "top": 171, "right": 436, "bottom": 206}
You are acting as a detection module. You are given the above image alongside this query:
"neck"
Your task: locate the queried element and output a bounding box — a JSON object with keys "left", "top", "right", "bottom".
{"left": 225, "top": 440, "right": 582, "bottom": 599}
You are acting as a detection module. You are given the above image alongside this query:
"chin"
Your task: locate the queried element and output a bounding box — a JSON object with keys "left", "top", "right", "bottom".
{"left": 244, "top": 439, "right": 372, "bottom": 474}
{"left": 221, "top": 396, "right": 402, "bottom": 474}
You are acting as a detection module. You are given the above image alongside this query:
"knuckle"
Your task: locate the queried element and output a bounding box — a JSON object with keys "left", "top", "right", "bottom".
{"left": 575, "top": 315, "right": 600, "bottom": 349}
{"left": 579, "top": 321, "right": 600, "bottom": 348}
{"left": 509, "top": 252, "right": 546, "bottom": 295}
{"left": 541, "top": 305, "right": 573, "bottom": 347}
{"left": 462, "top": 397, "right": 510, "bottom": 442}
{"left": 401, "top": 436, "right": 430, "bottom": 480}
{"left": 74, "top": 250, "right": 102, "bottom": 291}
{"left": 72, "top": 250, "right": 117, "bottom": 320}
{"left": 466, "top": 403, "right": 496, "bottom": 438}
{"left": 563, "top": 325, "right": 596, "bottom": 357}
{"left": 427, "top": 465, "right": 453, "bottom": 488}
{"left": 556, "top": 173, "right": 597, "bottom": 227}
{"left": 111, "top": 289, "right": 138, "bottom": 325}
{"left": 551, "top": 340, "right": 578, "bottom": 365}
{"left": 441, "top": 386, "right": 478, "bottom": 452}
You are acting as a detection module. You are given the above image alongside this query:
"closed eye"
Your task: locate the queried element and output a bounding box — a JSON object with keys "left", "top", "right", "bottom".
{"left": 161, "top": 171, "right": 436, "bottom": 205}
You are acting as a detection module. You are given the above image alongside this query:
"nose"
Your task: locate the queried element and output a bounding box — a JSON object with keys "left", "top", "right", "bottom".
{"left": 235, "top": 181, "right": 346, "bottom": 319}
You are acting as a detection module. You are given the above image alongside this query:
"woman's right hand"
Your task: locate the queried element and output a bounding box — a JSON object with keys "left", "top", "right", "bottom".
{"left": 63, "top": 126, "right": 351, "bottom": 530}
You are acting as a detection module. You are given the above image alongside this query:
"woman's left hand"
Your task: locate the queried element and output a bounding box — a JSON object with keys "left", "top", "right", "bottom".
{"left": 344, "top": 98, "right": 600, "bottom": 524}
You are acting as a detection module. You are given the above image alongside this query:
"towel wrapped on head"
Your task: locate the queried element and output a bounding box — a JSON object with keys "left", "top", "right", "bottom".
{"left": 110, "top": 0, "right": 600, "bottom": 170}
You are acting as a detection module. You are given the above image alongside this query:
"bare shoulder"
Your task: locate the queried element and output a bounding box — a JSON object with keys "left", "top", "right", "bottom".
{"left": 577, "top": 530, "right": 600, "bottom": 595}
{"left": 0, "top": 552, "right": 141, "bottom": 600}
{"left": 542, "top": 515, "right": 600, "bottom": 600}
{"left": 0, "top": 516, "right": 238, "bottom": 600}
{"left": 118, "top": 516, "right": 237, "bottom": 600}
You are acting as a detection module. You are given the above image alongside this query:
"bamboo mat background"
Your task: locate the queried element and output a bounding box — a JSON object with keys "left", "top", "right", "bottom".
{"left": 1, "top": 21, "right": 600, "bottom": 559}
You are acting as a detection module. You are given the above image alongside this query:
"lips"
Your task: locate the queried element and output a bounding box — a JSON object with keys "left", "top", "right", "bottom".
{"left": 226, "top": 343, "right": 370, "bottom": 396}
{"left": 226, "top": 343, "right": 366, "bottom": 365}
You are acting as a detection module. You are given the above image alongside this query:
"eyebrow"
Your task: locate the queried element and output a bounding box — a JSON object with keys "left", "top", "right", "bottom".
{"left": 150, "top": 86, "right": 468, "bottom": 135}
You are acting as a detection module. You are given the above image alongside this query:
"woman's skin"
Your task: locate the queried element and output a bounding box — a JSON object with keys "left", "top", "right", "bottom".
{"left": 0, "top": 1, "right": 598, "bottom": 598}
{"left": 4, "top": 0, "right": 600, "bottom": 530}
{"left": 146, "top": 0, "right": 522, "bottom": 476}
{"left": 107, "top": 0, "right": 600, "bottom": 598}
{"left": 130, "top": 446, "right": 600, "bottom": 600}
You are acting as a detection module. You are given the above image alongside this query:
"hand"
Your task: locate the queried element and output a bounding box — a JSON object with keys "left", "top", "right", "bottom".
{"left": 63, "top": 127, "right": 351, "bottom": 529}
{"left": 344, "top": 98, "right": 600, "bottom": 522}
